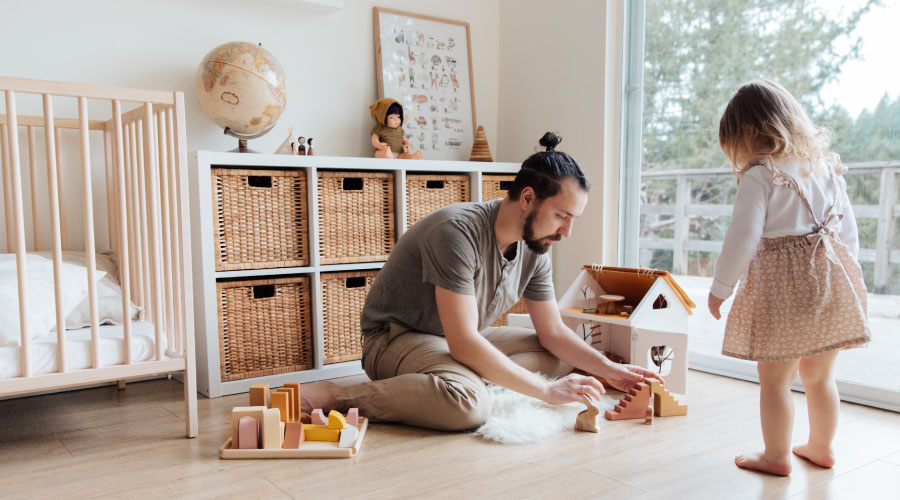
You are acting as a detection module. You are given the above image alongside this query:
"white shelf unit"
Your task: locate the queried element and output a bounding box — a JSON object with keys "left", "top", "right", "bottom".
{"left": 190, "top": 151, "right": 520, "bottom": 397}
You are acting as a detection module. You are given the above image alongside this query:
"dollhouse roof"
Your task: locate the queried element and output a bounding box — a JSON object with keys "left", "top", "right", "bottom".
{"left": 582, "top": 265, "right": 696, "bottom": 313}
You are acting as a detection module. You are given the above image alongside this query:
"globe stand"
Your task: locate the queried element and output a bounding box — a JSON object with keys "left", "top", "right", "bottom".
{"left": 224, "top": 126, "right": 274, "bottom": 154}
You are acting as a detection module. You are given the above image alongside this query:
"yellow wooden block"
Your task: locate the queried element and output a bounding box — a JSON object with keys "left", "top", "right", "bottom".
{"left": 328, "top": 410, "right": 347, "bottom": 430}
{"left": 304, "top": 424, "right": 340, "bottom": 442}
{"left": 275, "top": 388, "right": 294, "bottom": 422}
{"left": 270, "top": 392, "right": 289, "bottom": 423}
{"left": 284, "top": 383, "right": 301, "bottom": 422}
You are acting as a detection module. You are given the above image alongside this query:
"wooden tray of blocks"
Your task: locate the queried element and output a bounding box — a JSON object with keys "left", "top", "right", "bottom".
{"left": 218, "top": 382, "right": 368, "bottom": 459}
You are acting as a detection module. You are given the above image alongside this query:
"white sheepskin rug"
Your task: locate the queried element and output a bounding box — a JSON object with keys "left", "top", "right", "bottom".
{"left": 473, "top": 383, "right": 616, "bottom": 444}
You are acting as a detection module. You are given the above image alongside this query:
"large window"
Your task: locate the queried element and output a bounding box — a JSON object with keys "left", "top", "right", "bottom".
{"left": 623, "top": 0, "right": 900, "bottom": 409}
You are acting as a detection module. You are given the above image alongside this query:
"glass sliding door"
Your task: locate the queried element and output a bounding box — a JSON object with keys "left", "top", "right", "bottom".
{"left": 622, "top": 0, "right": 900, "bottom": 410}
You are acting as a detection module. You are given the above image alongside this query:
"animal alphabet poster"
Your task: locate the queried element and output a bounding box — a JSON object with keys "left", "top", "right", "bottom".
{"left": 374, "top": 7, "right": 476, "bottom": 161}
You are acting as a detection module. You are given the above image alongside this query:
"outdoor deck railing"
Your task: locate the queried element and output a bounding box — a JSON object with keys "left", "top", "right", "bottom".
{"left": 640, "top": 161, "right": 899, "bottom": 293}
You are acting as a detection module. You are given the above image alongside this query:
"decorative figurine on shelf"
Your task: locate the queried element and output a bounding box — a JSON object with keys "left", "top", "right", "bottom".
{"left": 307, "top": 137, "right": 315, "bottom": 156}
{"left": 297, "top": 136, "right": 306, "bottom": 155}
{"left": 274, "top": 127, "right": 294, "bottom": 154}
{"left": 369, "top": 97, "right": 423, "bottom": 159}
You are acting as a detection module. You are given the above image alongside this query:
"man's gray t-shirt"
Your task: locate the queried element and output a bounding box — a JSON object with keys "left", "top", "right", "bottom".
{"left": 360, "top": 199, "right": 556, "bottom": 335}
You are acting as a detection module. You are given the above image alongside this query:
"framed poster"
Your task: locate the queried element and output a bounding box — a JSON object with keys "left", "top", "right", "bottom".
{"left": 374, "top": 7, "right": 477, "bottom": 161}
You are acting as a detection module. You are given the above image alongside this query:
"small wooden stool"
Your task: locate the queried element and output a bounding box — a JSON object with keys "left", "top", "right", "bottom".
{"left": 597, "top": 294, "right": 625, "bottom": 315}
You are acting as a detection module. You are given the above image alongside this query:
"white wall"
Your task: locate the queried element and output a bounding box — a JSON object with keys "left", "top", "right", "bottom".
{"left": 497, "top": 0, "right": 622, "bottom": 295}
{"left": 0, "top": 0, "right": 499, "bottom": 250}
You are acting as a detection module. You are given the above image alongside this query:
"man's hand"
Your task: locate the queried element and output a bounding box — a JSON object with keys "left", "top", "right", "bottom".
{"left": 601, "top": 363, "right": 664, "bottom": 393}
{"left": 541, "top": 373, "right": 606, "bottom": 405}
{"left": 708, "top": 292, "right": 724, "bottom": 320}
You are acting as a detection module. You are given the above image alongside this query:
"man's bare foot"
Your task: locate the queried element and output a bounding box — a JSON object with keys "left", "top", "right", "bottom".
{"left": 300, "top": 381, "right": 341, "bottom": 413}
{"left": 792, "top": 444, "right": 835, "bottom": 468}
{"left": 735, "top": 451, "right": 792, "bottom": 476}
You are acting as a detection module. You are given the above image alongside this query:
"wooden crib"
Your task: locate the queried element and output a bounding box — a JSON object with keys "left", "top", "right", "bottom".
{"left": 0, "top": 76, "right": 197, "bottom": 437}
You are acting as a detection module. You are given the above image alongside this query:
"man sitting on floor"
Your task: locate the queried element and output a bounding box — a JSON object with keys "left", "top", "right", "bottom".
{"left": 303, "top": 132, "right": 663, "bottom": 430}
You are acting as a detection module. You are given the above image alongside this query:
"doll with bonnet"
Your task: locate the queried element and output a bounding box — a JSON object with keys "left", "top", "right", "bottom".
{"left": 370, "top": 97, "right": 422, "bottom": 159}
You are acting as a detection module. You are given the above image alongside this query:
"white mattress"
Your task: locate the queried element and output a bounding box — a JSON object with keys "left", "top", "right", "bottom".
{"left": 0, "top": 321, "right": 168, "bottom": 379}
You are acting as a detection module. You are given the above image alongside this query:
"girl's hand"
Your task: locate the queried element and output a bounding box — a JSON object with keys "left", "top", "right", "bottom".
{"left": 708, "top": 293, "right": 724, "bottom": 320}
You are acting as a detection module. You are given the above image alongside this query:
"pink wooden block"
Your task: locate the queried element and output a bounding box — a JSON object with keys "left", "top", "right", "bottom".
{"left": 237, "top": 416, "right": 259, "bottom": 449}
{"left": 345, "top": 408, "right": 359, "bottom": 429}
{"left": 311, "top": 409, "right": 327, "bottom": 426}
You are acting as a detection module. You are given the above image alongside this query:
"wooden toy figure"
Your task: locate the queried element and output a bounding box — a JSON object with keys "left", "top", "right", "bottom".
{"left": 296, "top": 136, "right": 306, "bottom": 155}
{"left": 370, "top": 97, "right": 422, "bottom": 159}
{"left": 575, "top": 395, "right": 600, "bottom": 433}
{"left": 307, "top": 137, "right": 315, "bottom": 156}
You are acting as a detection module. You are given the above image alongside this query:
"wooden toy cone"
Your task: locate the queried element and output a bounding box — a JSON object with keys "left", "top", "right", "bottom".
{"left": 469, "top": 125, "right": 493, "bottom": 162}
{"left": 605, "top": 380, "right": 652, "bottom": 420}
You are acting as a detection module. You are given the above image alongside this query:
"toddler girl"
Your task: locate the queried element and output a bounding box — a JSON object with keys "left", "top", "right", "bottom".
{"left": 708, "top": 80, "right": 870, "bottom": 476}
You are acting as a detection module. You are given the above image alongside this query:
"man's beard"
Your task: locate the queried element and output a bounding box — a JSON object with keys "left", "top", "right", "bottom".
{"left": 523, "top": 207, "right": 561, "bottom": 254}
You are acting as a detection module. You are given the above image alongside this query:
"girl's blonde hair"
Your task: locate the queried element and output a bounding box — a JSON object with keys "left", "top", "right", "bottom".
{"left": 719, "top": 80, "right": 832, "bottom": 179}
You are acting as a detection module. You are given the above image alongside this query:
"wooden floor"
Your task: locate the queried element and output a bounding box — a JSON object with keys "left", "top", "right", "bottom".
{"left": 2, "top": 371, "right": 899, "bottom": 500}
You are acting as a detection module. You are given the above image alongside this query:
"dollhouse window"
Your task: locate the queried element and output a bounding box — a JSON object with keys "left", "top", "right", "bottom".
{"left": 653, "top": 294, "right": 668, "bottom": 309}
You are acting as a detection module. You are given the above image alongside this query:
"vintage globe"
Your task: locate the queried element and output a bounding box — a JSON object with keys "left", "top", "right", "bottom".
{"left": 195, "top": 41, "right": 287, "bottom": 138}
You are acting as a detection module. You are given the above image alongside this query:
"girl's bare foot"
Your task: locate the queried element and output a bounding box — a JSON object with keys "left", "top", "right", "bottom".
{"left": 792, "top": 444, "right": 836, "bottom": 468}
{"left": 735, "top": 451, "right": 792, "bottom": 476}
{"left": 300, "top": 381, "right": 341, "bottom": 413}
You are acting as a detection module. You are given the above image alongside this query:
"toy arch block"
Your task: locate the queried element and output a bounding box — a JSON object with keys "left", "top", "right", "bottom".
{"left": 632, "top": 328, "right": 687, "bottom": 395}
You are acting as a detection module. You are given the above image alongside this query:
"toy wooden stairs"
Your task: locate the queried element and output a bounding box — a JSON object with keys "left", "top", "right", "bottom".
{"left": 605, "top": 378, "right": 687, "bottom": 421}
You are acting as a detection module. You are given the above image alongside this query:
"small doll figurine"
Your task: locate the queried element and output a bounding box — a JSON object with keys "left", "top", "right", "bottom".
{"left": 369, "top": 97, "right": 423, "bottom": 159}
{"left": 296, "top": 136, "right": 306, "bottom": 155}
{"left": 307, "top": 137, "right": 315, "bottom": 156}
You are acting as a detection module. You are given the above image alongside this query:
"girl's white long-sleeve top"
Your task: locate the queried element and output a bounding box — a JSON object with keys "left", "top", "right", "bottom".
{"left": 710, "top": 158, "right": 859, "bottom": 300}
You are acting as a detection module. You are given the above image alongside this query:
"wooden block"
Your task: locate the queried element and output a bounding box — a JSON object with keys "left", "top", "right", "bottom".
{"left": 284, "top": 383, "right": 301, "bottom": 422}
{"left": 231, "top": 406, "right": 267, "bottom": 445}
{"left": 237, "top": 417, "right": 259, "bottom": 449}
{"left": 261, "top": 408, "right": 282, "bottom": 450}
{"left": 647, "top": 379, "right": 688, "bottom": 416}
{"left": 275, "top": 388, "right": 294, "bottom": 422}
{"left": 345, "top": 408, "right": 359, "bottom": 429}
{"left": 644, "top": 406, "right": 653, "bottom": 425}
{"left": 270, "top": 392, "right": 289, "bottom": 423}
{"left": 339, "top": 424, "right": 358, "bottom": 448}
{"left": 304, "top": 424, "right": 340, "bottom": 442}
{"left": 328, "top": 410, "right": 347, "bottom": 430}
{"left": 311, "top": 409, "right": 327, "bottom": 426}
{"left": 604, "top": 381, "right": 653, "bottom": 421}
{"left": 280, "top": 421, "right": 286, "bottom": 447}
{"left": 283, "top": 422, "right": 304, "bottom": 449}
{"left": 249, "top": 384, "right": 270, "bottom": 408}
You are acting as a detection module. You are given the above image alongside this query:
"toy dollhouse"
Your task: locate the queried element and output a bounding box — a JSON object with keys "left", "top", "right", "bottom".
{"left": 509, "top": 265, "right": 696, "bottom": 394}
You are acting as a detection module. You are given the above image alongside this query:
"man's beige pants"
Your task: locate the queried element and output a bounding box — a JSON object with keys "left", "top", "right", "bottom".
{"left": 336, "top": 323, "right": 571, "bottom": 431}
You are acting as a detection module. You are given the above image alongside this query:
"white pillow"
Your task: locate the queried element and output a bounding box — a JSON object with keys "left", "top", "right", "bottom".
{"left": 34, "top": 251, "right": 144, "bottom": 330}
{"left": 0, "top": 253, "right": 106, "bottom": 347}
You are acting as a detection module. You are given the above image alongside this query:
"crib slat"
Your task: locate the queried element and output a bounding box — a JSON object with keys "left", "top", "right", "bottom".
{"left": 129, "top": 122, "right": 146, "bottom": 310}
{"left": 156, "top": 111, "right": 176, "bottom": 356}
{"left": 124, "top": 122, "right": 139, "bottom": 306}
{"left": 166, "top": 108, "right": 184, "bottom": 356}
{"left": 6, "top": 91, "right": 32, "bottom": 377}
{"left": 54, "top": 127, "right": 69, "bottom": 251}
{"left": 42, "top": 94, "right": 67, "bottom": 372}
{"left": 104, "top": 127, "right": 116, "bottom": 252}
{"left": 135, "top": 120, "right": 152, "bottom": 323}
{"left": 77, "top": 97, "right": 102, "bottom": 369}
{"left": 27, "top": 126, "right": 41, "bottom": 251}
{"left": 1, "top": 124, "right": 13, "bottom": 253}
{"left": 112, "top": 101, "right": 133, "bottom": 364}
{"left": 142, "top": 103, "right": 165, "bottom": 362}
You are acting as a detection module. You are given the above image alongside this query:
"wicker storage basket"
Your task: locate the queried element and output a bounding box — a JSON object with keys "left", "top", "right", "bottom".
{"left": 317, "top": 171, "right": 395, "bottom": 264}
{"left": 406, "top": 174, "right": 470, "bottom": 228}
{"left": 212, "top": 168, "right": 308, "bottom": 271}
{"left": 217, "top": 276, "right": 314, "bottom": 381}
{"left": 321, "top": 270, "right": 379, "bottom": 364}
{"left": 482, "top": 174, "right": 516, "bottom": 201}
{"left": 491, "top": 297, "right": 529, "bottom": 327}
